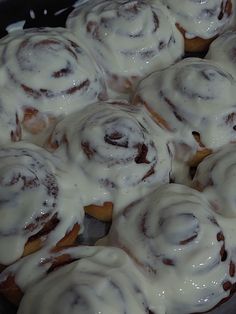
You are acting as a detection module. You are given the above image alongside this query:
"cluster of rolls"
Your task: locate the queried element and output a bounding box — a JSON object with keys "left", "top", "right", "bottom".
{"left": 0, "top": 0, "right": 236, "bottom": 314}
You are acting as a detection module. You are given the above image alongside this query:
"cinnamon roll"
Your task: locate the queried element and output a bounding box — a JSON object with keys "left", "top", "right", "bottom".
{"left": 162, "top": 0, "right": 234, "bottom": 52}
{"left": 0, "top": 142, "right": 84, "bottom": 266}
{"left": 48, "top": 100, "right": 172, "bottom": 221}
{"left": 193, "top": 143, "right": 236, "bottom": 218}
{"left": 15, "top": 246, "right": 157, "bottom": 314}
{"left": 108, "top": 183, "right": 236, "bottom": 314}
{"left": 206, "top": 30, "right": 236, "bottom": 79}
{"left": 0, "top": 89, "right": 21, "bottom": 144}
{"left": 0, "top": 27, "right": 106, "bottom": 138}
{"left": 67, "top": 0, "right": 183, "bottom": 94}
{"left": 133, "top": 58, "right": 236, "bottom": 166}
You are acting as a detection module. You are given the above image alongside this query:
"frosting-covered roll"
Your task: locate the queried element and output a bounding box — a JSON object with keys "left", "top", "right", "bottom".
{"left": 162, "top": 0, "right": 233, "bottom": 52}
{"left": 0, "top": 27, "right": 106, "bottom": 136}
{"left": 193, "top": 143, "right": 236, "bottom": 218}
{"left": 17, "top": 246, "right": 157, "bottom": 314}
{"left": 67, "top": 0, "right": 183, "bottom": 94}
{"left": 206, "top": 31, "right": 236, "bottom": 80}
{"left": 48, "top": 100, "right": 172, "bottom": 221}
{"left": 108, "top": 184, "right": 236, "bottom": 313}
{"left": 0, "top": 89, "right": 21, "bottom": 144}
{"left": 133, "top": 58, "right": 236, "bottom": 166}
{"left": 0, "top": 142, "right": 84, "bottom": 266}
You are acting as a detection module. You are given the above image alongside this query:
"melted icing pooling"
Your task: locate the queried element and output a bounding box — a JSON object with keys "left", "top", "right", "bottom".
{"left": 0, "top": 142, "right": 84, "bottom": 265}
{"left": 49, "top": 100, "right": 172, "bottom": 210}
{"left": 108, "top": 184, "right": 235, "bottom": 314}
{"left": 67, "top": 0, "right": 183, "bottom": 93}
{"left": 133, "top": 58, "right": 236, "bottom": 150}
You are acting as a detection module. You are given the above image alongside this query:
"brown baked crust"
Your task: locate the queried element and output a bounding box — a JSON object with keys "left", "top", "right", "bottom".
{"left": 84, "top": 202, "right": 113, "bottom": 222}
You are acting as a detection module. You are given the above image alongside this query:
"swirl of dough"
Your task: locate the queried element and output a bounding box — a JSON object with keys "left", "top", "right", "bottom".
{"left": 48, "top": 100, "right": 172, "bottom": 213}
{"left": 206, "top": 31, "right": 236, "bottom": 80}
{"left": 193, "top": 143, "right": 236, "bottom": 218}
{"left": 17, "top": 246, "right": 156, "bottom": 314}
{"left": 0, "top": 27, "right": 107, "bottom": 135}
{"left": 133, "top": 58, "right": 236, "bottom": 164}
{"left": 67, "top": 0, "right": 183, "bottom": 94}
{"left": 162, "top": 0, "right": 233, "bottom": 39}
{"left": 0, "top": 142, "right": 84, "bottom": 266}
{"left": 108, "top": 184, "right": 236, "bottom": 313}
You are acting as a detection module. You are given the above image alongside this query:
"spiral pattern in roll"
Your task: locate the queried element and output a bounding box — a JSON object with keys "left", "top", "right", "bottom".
{"left": 206, "top": 30, "right": 236, "bottom": 80}
{"left": 108, "top": 184, "right": 235, "bottom": 313}
{"left": 49, "top": 100, "right": 172, "bottom": 210}
{"left": 67, "top": 0, "right": 183, "bottom": 93}
{"left": 0, "top": 27, "right": 107, "bottom": 135}
{"left": 0, "top": 142, "right": 84, "bottom": 265}
{"left": 17, "top": 246, "right": 154, "bottom": 314}
{"left": 162, "top": 0, "right": 233, "bottom": 39}
{"left": 193, "top": 143, "right": 236, "bottom": 218}
{"left": 133, "top": 58, "right": 236, "bottom": 155}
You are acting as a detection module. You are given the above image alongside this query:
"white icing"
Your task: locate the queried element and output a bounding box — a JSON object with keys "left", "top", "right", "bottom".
{"left": 0, "top": 142, "right": 84, "bottom": 265}
{"left": 49, "top": 100, "right": 172, "bottom": 212}
{"left": 67, "top": 0, "right": 184, "bottom": 93}
{"left": 162, "top": 0, "right": 234, "bottom": 39}
{"left": 108, "top": 183, "right": 236, "bottom": 314}
{"left": 206, "top": 30, "right": 236, "bottom": 80}
{"left": 16, "top": 246, "right": 162, "bottom": 314}
{"left": 133, "top": 58, "right": 236, "bottom": 151}
{"left": 6, "top": 21, "right": 25, "bottom": 34}
{"left": 0, "top": 27, "right": 107, "bottom": 141}
{"left": 193, "top": 143, "right": 236, "bottom": 218}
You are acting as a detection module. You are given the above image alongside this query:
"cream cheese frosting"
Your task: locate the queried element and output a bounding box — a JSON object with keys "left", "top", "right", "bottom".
{"left": 48, "top": 100, "right": 173, "bottom": 212}
{"left": 16, "top": 246, "right": 162, "bottom": 314}
{"left": 133, "top": 58, "right": 236, "bottom": 153}
{"left": 206, "top": 30, "right": 236, "bottom": 79}
{"left": 161, "top": 0, "right": 234, "bottom": 39}
{"left": 193, "top": 143, "right": 236, "bottom": 218}
{"left": 108, "top": 183, "right": 236, "bottom": 314}
{"left": 67, "top": 0, "right": 184, "bottom": 94}
{"left": 0, "top": 142, "right": 84, "bottom": 265}
{"left": 0, "top": 27, "right": 107, "bottom": 139}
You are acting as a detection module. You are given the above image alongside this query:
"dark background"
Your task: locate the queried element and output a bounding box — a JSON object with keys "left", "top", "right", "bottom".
{"left": 0, "top": 0, "right": 76, "bottom": 38}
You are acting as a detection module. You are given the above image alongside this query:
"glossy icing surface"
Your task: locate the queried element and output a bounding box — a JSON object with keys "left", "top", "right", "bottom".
{"left": 162, "top": 0, "right": 234, "bottom": 39}
{"left": 67, "top": 0, "right": 184, "bottom": 93}
{"left": 0, "top": 27, "right": 106, "bottom": 127}
{"left": 108, "top": 183, "right": 236, "bottom": 314}
{"left": 0, "top": 142, "right": 84, "bottom": 265}
{"left": 49, "top": 100, "right": 172, "bottom": 211}
{"left": 133, "top": 58, "right": 236, "bottom": 152}
{"left": 17, "top": 247, "right": 160, "bottom": 314}
{"left": 206, "top": 30, "right": 236, "bottom": 79}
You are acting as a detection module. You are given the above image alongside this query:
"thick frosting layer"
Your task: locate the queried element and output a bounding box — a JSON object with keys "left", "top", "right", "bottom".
{"left": 193, "top": 143, "right": 236, "bottom": 218}
{"left": 67, "top": 0, "right": 183, "bottom": 93}
{"left": 108, "top": 184, "right": 236, "bottom": 314}
{"left": 162, "top": 0, "right": 233, "bottom": 39}
{"left": 0, "top": 87, "right": 21, "bottom": 144}
{"left": 49, "top": 100, "right": 172, "bottom": 211}
{"left": 206, "top": 30, "right": 236, "bottom": 79}
{"left": 17, "top": 246, "right": 159, "bottom": 314}
{"left": 0, "top": 27, "right": 106, "bottom": 129}
{"left": 0, "top": 142, "right": 84, "bottom": 265}
{"left": 133, "top": 58, "right": 236, "bottom": 152}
